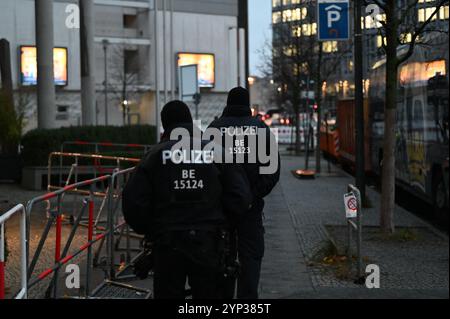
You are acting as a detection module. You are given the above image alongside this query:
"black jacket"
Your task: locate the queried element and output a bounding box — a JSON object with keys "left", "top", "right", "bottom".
{"left": 122, "top": 123, "right": 253, "bottom": 239}
{"left": 208, "top": 105, "right": 280, "bottom": 213}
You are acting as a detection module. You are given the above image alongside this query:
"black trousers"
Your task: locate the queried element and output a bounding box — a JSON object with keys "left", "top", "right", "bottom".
{"left": 236, "top": 208, "right": 265, "bottom": 299}
{"left": 153, "top": 230, "right": 223, "bottom": 299}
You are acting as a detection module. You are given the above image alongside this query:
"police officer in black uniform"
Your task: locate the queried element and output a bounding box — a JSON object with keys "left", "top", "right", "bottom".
{"left": 209, "top": 87, "right": 280, "bottom": 299}
{"left": 122, "top": 101, "right": 252, "bottom": 299}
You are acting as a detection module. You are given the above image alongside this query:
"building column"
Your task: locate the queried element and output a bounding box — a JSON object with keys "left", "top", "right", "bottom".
{"left": 80, "top": 0, "right": 96, "bottom": 126}
{"left": 35, "top": 0, "right": 56, "bottom": 129}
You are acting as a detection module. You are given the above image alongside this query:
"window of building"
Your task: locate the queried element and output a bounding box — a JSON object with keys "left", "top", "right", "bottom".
{"left": 377, "top": 35, "right": 386, "bottom": 48}
{"left": 56, "top": 105, "right": 69, "bottom": 121}
{"left": 124, "top": 49, "right": 139, "bottom": 75}
{"left": 272, "top": 0, "right": 282, "bottom": 8}
{"left": 273, "top": 11, "right": 282, "bottom": 24}
{"left": 439, "top": 5, "right": 449, "bottom": 19}
{"left": 282, "top": 9, "right": 292, "bottom": 22}
{"left": 323, "top": 41, "right": 338, "bottom": 53}
{"left": 123, "top": 14, "right": 138, "bottom": 29}
{"left": 400, "top": 33, "right": 412, "bottom": 43}
{"left": 418, "top": 7, "right": 438, "bottom": 22}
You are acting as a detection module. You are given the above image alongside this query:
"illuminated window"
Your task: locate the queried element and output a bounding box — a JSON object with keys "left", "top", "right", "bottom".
{"left": 439, "top": 5, "right": 449, "bottom": 19}
{"left": 272, "top": 11, "right": 282, "bottom": 24}
{"left": 377, "top": 35, "right": 386, "bottom": 48}
{"left": 365, "top": 13, "right": 386, "bottom": 28}
{"left": 300, "top": 23, "right": 316, "bottom": 36}
{"left": 418, "top": 7, "right": 438, "bottom": 22}
{"left": 323, "top": 41, "right": 338, "bottom": 53}
{"left": 283, "top": 46, "right": 297, "bottom": 56}
{"left": 400, "top": 33, "right": 412, "bottom": 43}
{"left": 272, "top": 0, "right": 281, "bottom": 7}
{"left": 283, "top": 9, "right": 292, "bottom": 22}
{"left": 292, "top": 8, "right": 301, "bottom": 21}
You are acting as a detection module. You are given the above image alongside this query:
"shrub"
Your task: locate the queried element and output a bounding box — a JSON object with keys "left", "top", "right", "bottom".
{"left": 0, "top": 92, "right": 23, "bottom": 154}
{"left": 21, "top": 125, "right": 156, "bottom": 166}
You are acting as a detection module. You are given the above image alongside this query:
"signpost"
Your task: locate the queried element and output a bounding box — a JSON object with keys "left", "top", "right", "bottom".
{"left": 317, "top": 0, "right": 350, "bottom": 41}
{"left": 178, "top": 64, "right": 201, "bottom": 120}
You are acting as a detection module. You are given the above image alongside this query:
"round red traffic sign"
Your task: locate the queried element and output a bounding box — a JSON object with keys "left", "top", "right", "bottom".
{"left": 347, "top": 197, "right": 357, "bottom": 211}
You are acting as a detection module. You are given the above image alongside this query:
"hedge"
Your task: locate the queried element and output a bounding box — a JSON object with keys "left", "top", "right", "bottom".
{"left": 21, "top": 125, "right": 156, "bottom": 166}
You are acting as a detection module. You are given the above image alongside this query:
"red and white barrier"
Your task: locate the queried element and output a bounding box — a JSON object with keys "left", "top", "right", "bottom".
{"left": 0, "top": 204, "right": 27, "bottom": 299}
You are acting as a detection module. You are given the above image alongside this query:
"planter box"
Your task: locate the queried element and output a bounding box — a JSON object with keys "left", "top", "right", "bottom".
{"left": 0, "top": 154, "right": 23, "bottom": 182}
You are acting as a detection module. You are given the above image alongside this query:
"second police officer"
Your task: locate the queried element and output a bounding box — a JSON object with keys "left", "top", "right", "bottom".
{"left": 209, "top": 87, "right": 281, "bottom": 299}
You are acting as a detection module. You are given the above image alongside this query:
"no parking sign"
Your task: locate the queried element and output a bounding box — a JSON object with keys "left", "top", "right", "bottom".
{"left": 344, "top": 192, "right": 358, "bottom": 219}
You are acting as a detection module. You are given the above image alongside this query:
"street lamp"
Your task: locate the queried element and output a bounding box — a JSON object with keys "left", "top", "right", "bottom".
{"left": 122, "top": 100, "right": 129, "bottom": 125}
{"left": 102, "top": 39, "right": 109, "bottom": 126}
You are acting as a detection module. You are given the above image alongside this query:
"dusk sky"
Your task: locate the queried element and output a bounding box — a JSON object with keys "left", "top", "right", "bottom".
{"left": 249, "top": 0, "right": 272, "bottom": 77}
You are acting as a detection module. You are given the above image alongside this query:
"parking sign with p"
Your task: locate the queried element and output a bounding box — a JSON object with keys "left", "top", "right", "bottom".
{"left": 318, "top": 0, "right": 350, "bottom": 41}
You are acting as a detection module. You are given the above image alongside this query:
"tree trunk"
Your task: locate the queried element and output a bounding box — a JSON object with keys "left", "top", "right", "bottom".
{"left": 380, "top": 3, "right": 398, "bottom": 233}
{"left": 295, "top": 107, "right": 302, "bottom": 155}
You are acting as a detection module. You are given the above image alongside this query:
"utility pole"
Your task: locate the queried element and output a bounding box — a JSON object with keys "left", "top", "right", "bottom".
{"left": 170, "top": 0, "right": 175, "bottom": 100}
{"left": 315, "top": 42, "right": 323, "bottom": 174}
{"left": 354, "top": 0, "right": 366, "bottom": 201}
{"left": 154, "top": 0, "right": 161, "bottom": 142}
{"left": 80, "top": 0, "right": 96, "bottom": 126}
{"left": 162, "top": 0, "right": 167, "bottom": 104}
{"left": 35, "top": 0, "right": 56, "bottom": 129}
{"left": 102, "top": 39, "right": 109, "bottom": 126}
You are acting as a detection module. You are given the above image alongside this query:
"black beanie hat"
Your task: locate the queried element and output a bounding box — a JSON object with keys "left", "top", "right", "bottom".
{"left": 227, "top": 87, "right": 250, "bottom": 108}
{"left": 161, "top": 100, "right": 193, "bottom": 131}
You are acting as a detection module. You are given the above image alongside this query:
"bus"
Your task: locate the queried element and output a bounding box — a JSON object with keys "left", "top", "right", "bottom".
{"left": 369, "top": 33, "right": 449, "bottom": 218}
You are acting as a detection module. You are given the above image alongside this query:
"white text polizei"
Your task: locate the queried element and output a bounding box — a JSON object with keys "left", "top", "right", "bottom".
{"left": 220, "top": 126, "right": 258, "bottom": 136}
{"left": 162, "top": 150, "right": 215, "bottom": 165}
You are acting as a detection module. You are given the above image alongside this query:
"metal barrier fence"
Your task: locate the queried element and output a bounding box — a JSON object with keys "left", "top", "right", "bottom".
{"left": 26, "top": 175, "right": 113, "bottom": 298}
{"left": 0, "top": 204, "right": 27, "bottom": 299}
{"left": 61, "top": 141, "right": 151, "bottom": 156}
{"left": 49, "top": 152, "right": 140, "bottom": 193}
{"left": 59, "top": 142, "right": 149, "bottom": 187}
{"left": 346, "top": 184, "right": 363, "bottom": 279}
{"left": 106, "top": 167, "right": 137, "bottom": 280}
{"left": 0, "top": 164, "right": 143, "bottom": 299}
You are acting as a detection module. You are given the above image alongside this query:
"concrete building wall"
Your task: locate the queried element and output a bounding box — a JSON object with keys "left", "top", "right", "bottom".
{"left": 0, "top": 0, "right": 244, "bottom": 132}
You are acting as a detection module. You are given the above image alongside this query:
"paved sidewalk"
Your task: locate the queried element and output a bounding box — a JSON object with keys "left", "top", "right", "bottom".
{"left": 1, "top": 154, "right": 448, "bottom": 299}
{"left": 259, "top": 154, "right": 449, "bottom": 299}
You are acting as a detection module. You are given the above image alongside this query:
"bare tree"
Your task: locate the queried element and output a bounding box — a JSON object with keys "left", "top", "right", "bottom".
{"left": 268, "top": 6, "right": 353, "bottom": 162}
{"left": 366, "top": 0, "right": 448, "bottom": 233}
{"left": 109, "top": 44, "right": 141, "bottom": 125}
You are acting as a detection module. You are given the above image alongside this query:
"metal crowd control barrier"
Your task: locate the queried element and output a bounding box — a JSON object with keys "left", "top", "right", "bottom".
{"left": 346, "top": 184, "right": 363, "bottom": 279}
{"left": 59, "top": 141, "right": 149, "bottom": 188}
{"left": 106, "top": 167, "right": 137, "bottom": 280}
{"left": 61, "top": 141, "right": 151, "bottom": 156}
{"left": 49, "top": 152, "right": 141, "bottom": 193}
{"left": 0, "top": 204, "right": 27, "bottom": 299}
{"left": 48, "top": 152, "right": 141, "bottom": 228}
{"left": 0, "top": 163, "right": 145, "bottom": 299}
{"left": 26, "top": 175, "right": 113, "bottom": 298}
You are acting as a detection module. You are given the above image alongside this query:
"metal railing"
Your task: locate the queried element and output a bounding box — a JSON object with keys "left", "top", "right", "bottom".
{"left": 61, "top": 141, "right": 151, "bottom": 156}
{"left": 346, "top": 184, "right": 363, "bottom": 279}
{"left": 26, "top": 175, "right": 113, "bottom": 298}
{"left": 106, "top": 167, "right": 137, "bottom": 280}
{"left": 1, "top": 151, "right": 145, "bottom": 299}
{"left": 49, "top": 152, "right": 140, "bottom": 194}
{"left": 0, "top": 204, "right": 27, "bottom": 299}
